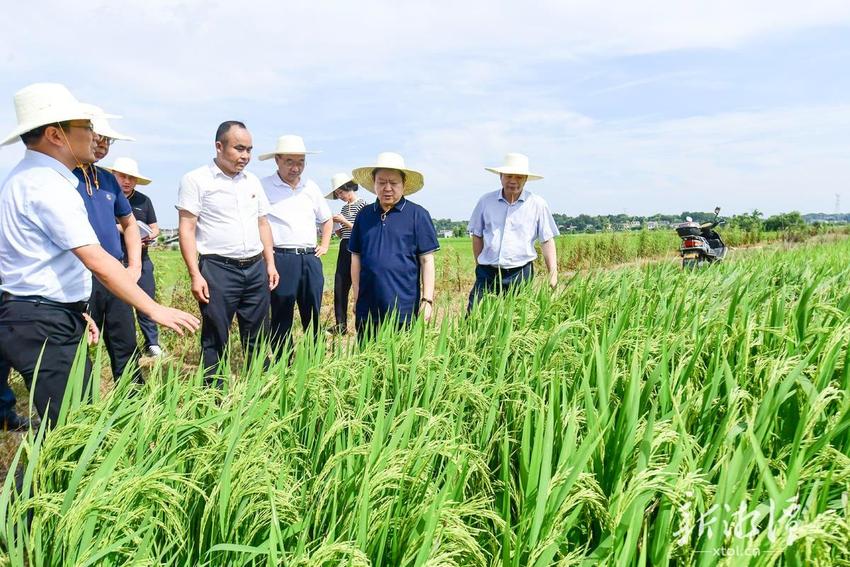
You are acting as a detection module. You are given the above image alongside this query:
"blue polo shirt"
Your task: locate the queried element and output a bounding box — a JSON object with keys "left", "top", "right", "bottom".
{"left": 73, "top": 166, "right": 133, "bottom": 260}
{"left": 348, "top": 197, "right": 439, "bottom": 325}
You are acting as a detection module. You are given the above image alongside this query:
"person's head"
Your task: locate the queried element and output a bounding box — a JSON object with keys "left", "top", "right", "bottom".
{"left": 334, "top": 180, "right": 359, "bottom": 202}
{"left": 215, "top": 120, "right": 252, "bottom": 176}
{"left": 372, "top": 168, "right": 405, "bottom": 208}
{"left": 274, "top": 153, "right": 306, "bottom": 187}
{"left": 92, "top": 132, "right": 114, "bottom": 162}
{"left": 114, "top": 171, "right": 138, "bottom": 196}
{"left": 500, "top": 173, "right": 529, "bottom": 195}
{"left": 20, "top": 120, "right": 96, "bottom": 168}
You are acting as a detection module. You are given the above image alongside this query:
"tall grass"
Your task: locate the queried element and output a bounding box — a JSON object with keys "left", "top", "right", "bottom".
{"left": 3, "top": 239, "right": 850, "bottom": 565}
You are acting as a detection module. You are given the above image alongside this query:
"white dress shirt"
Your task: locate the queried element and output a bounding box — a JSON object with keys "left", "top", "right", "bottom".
{"left": 0, "top": 150, "right": 99, "bottom": 302}
{"left": 260, "top": 174, "right": 331, "bottom": 248}
{"left": 176, "top": 161, "right": 270, "bottom": 258}
{"left": 467, "top": 189, "right": 560, "bottom": 268}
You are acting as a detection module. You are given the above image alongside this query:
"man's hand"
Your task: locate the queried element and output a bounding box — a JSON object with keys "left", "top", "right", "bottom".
{"left": 82, "top": 313, "right": 100, "bottom": 345}
{"left": 148, "top": 306, "right": 200, "bottom": 336}
{"left": 314, "top": 244, "right": 329, "bottom": 257}
{"left": 191, "top": 273, "right": 210, "bottom": 304}
{"left": 127, "top": 263, "right": 142, "bottom": 283}
{"left": 548, "top": 270, "right": 558, "bottom": 289}
{"left": 422, "top": 301, "right": 433, "bottom": 323}
{"left": 267, "top": 263, "right": 280, "bottom": 291}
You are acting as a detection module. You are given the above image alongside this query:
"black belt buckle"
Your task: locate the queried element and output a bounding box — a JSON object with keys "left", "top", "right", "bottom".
{"left": 275, "top": 247, "right": 315, "bottom": 255}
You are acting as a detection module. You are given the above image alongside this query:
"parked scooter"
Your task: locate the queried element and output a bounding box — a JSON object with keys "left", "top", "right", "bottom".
{"left": 676, "top": 207, "right": 727, "bottom": 268}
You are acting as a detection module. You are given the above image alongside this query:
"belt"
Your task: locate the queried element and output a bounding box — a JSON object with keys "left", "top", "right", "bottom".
{"left": 483, "top": 262, "right": 532, "bottom": 274}
{"left": 274, "top": 247, "right": 315, "bottom": 255}
{"left": 0, "top": 292, "right": 89, "bottom": 313}
{"left": 200, "top": 253, "right": 263, "bottom": 268}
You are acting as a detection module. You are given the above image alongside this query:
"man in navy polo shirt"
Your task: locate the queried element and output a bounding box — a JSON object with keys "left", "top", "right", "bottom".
{"left": 74, "top": 113, "right": 145, "bottom": 383}
{"left": 349, "top": 152, "right": 438, "bottom": 339}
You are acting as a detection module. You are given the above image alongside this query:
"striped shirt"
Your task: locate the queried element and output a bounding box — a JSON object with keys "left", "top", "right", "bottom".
{"left": 339, "top": 198, "right": 366, "bottom": 239}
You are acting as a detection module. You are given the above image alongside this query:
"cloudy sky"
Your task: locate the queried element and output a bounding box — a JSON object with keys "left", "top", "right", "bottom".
{"left": 2, "top": 0, "right": 850, "bottom": 226}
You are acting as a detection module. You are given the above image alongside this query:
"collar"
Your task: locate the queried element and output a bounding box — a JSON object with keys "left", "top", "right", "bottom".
{"left": 498, "top": 188, "right": 528, "bottom": 204}
{"left": 272, "top": 173, "right": 307, "bottom": 191}
{"left": 25, "top": 149, "right": 78, "bottom": 186}
{"left": 373, "top": 196, "right": 407, "bottom": 214}
{"left": 209, "top": 160, "right": 245, "bottom": 180}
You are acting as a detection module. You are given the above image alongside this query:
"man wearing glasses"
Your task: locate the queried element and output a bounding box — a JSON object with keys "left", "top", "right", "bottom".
{"left": 72, "top": 108, "right": 145, "bottom": 384}
{"left": 0, "top": 83, "right": 199, "bottom": 427}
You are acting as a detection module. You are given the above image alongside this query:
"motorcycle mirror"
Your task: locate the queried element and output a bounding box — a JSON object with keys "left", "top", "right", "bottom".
{"left": 714, "top": 206, "right": 721, "bottom": 215}
{"left": 686, "top": 216, "right": 693, "bottom": 222}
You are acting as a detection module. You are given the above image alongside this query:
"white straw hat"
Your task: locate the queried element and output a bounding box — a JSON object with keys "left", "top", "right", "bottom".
{"left": 80, "top": 104, "right": 134, "bottom": 141}
{"left": 258, "top": 134, "right": 320, "bottom": 161}
{"left": 325, "top": 172, "right": 356, "bottom": 200}
{"left": 485, "top": 152, "right": 543, "bottom": 180}
{"left": 104, "top": 157, "right": 151, "bottom": 185}
{"left": 351, "top": 152, "right": 425, "bottom": 196}
{"left": 0, "top": 83, "right": 114, "bottom": 146}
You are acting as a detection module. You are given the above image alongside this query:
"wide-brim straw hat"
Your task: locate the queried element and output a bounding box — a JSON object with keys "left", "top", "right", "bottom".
{"left": 0, "top": 83, "right": 116, "bottom": 146}
{"left": 325, "top": 172, "right": 356, "bottom": 200}
{"left": 351, "top": 152, "right": 425, "bottom": 196}
{"left": 80, "top": 104, "right": 134, "bottom": 141}
{"left": 485, "top": 152, "right": 543, "bottom": 180}
{"left": 104, "top": 157, "right": 151, "bottom": 185}
{"left": 258, "top": 134, "right": 320, "bottom": 161}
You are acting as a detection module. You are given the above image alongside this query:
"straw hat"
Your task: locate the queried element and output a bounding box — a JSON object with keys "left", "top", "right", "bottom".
{"left": 324, "top": 172, "right": 356, "bottom": 200}
{"left": 104, "top": 157, "right": 151, "bottom": 185}
{"left": 80, "top": 104, "right": 134, "bottom": 141}
{"left": 258, "top": 134, "right": 320, "bottom": 161}
{"left": 0, "top": 83, "right": 114, "bottom": 146}
{"left": 351, "top": 152, "right": 425, "bottom": 196}
{"left": 485, "top": 153, "right": 543, "bottom": 180}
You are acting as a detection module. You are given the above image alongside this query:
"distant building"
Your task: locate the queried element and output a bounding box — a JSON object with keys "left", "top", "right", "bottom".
{"left": 439, "top": 230, "right": 454, "bottom": 238}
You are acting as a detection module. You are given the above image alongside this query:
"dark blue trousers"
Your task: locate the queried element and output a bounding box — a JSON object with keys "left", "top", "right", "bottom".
{"left": 467, "top": 262, "right": 534, "bottom": 311}
{"left": 89, "top": 276, "right": 143, "bottom": 383}
{"left": 199, "top": 256, "right": 270, "bottom": 380}
{"left": 0, "top": 355, "right": 16, "bottom": 417}
{"left": 135, "top": 255, "right": 160, "bottom": 348}
{"left": 271, "top": 251, "right": 324, "bottom": 348}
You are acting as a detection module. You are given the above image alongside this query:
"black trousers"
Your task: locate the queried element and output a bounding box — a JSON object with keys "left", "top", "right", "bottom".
{"left": 333, "top": 239, "right": 353, "bottom": 332}
{"left": 89, "top": 276, "right": 143, "bottom": 383}
{"left": 0, "top": 301, "right": 91, "bottom": 428}
{"left": 271, "top": 251, "right": 324, "bottom": 348}
{"left": 135, "top": 256, "right": 160, "bottom": 348}
{"left": 0, "top": 354, "right": 15, "bottom": 417}
{"left": 199, "top": 256, "right": 270, "bottom": 380}
{"left": 467, "top": 262, "right": 534, "bottom": 311}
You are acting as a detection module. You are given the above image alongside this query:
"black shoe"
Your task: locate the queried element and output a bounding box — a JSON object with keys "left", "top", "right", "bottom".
{"left": 0, "top": 412, "right": 36, "bottom": 432}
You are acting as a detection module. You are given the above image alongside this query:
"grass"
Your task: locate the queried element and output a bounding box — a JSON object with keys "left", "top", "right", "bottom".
{"left": 2, "top": 235, "right": 850, "bottom": 564}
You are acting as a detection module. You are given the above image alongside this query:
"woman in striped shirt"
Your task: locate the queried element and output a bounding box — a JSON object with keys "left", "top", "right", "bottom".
{"left": 328, "top": 174, "right": 366, "bottom": 334}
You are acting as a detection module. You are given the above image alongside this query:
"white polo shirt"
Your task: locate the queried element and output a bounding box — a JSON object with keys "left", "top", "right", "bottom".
{"left": 0, "top": 150, "right": 99, "bottom": 302}
{"left": 260, "top": 174, "right": 331, "bottom": 248}
{"left": 468, "top": 189, "right": 560, "bottom": 268}
{"left": 176, "top": 161, "right": 270, "bottom": 258}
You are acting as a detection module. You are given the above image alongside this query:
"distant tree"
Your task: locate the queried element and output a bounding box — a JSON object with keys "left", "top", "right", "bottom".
{"left": 764, "top": 211, "right": 805, "bottom": 232}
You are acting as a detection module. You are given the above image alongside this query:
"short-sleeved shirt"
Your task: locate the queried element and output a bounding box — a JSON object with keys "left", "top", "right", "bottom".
{"left": 73, "top": 166, "right": 133, "bottom": 261}
{"left": 348, "top": 197, "right": 439, "bottom": 324}
{"left": 467, "top": 189, "right": 560, "bottom": 268}
{"left": 0, "top": 150, "right": 99, "bottom": 302}
{"left": 122, "top": 190, "right": 157, "bottom": 258}
{"left": 260, "top": 175, "right": 332, "bottom": 248}
{"left": 339, "top": 198, "right": 366, "bottom": 239}
{"left": 176, "top": 161, "right": 270, "bottom": 259}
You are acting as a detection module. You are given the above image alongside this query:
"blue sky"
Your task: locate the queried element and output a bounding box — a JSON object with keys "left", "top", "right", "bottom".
{"left": 2, "top": 0, "right": 850, "bottom": 227}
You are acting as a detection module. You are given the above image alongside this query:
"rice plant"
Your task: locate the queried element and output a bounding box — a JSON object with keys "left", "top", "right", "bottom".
{"left": 3, "top": 239, "right": 850, "bottom": 565}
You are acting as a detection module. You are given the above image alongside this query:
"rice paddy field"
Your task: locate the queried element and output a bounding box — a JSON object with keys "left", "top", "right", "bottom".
{"left": 3, "top": 231, "right": 850, "bottom": 565}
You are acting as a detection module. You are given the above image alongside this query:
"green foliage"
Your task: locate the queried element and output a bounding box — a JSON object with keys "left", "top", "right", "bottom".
{"left": 4, "top": 240, "right": 850, "bottom": 564}
{"left": 765, "top": 211, "right": 806, "bottom": 232}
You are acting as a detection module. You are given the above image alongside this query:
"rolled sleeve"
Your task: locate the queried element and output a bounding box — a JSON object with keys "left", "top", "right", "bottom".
{"left": 536, "top": 202, "right": 560, "bottom": 242}
{"left": 176, "top": 175, "right": 201, "bottom": 216}
{"left": 467, "top": 198, "right": 485, "bottom": 237}
{"left": 415, "top": 208, "right": 440, "bottom": 255}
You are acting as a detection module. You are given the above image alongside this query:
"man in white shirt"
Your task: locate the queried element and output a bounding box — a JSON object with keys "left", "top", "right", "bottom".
{"left": 177, "top": 121, "right": 279, "bottom": 382}
{"left": 467, "top": 153, "right": 560, "bottom": 311}
{"left": 0, "top": 83, "right": 199, "bottom": 427}
{"left": 258, "top": 135, "right": 332, "bottom": 349}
